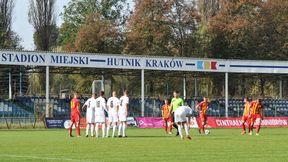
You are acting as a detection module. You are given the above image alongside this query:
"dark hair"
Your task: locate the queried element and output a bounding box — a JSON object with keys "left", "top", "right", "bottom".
{"left": 173, "top": 90, "right": 179, "bottom": 94}
{"left": 100, "top": 91, "right": 104, "bottom": 96}
{"left": 124, "top": 90, "right": 129, "bottom": 95}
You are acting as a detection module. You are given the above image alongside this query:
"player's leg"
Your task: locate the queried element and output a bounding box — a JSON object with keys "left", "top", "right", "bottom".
{"left": 86, "top": 123, "right": 90, "bottom": 137}
{"left": 91, "top": 123, "right": 95, "bottom": 137}
{"left": 163, "top": 119, "right": 168, "bottom": 134}
{"left": 75, "top": 120, "right": 81, "bottom": 137}
{"left": 118, "top": 121, "right": 122, "bottom": 137}
{"left": 123, "top": 121, "right": 127, "bottom": 137}
{"left": 172, "top": 112, "right": 179, "bottom": 136}
{"left": 69, "top": 120, "right": 74, "bottom": 137}
{"left": 95, "top": 122, "right": 99, "bottom": 138}
{"left": 255, "top": 117, "right": 262, "bottom": 135}
{"left": 241, "top": 117, "right": 246, "bottom": 135}
{"left": 177, "top": 122, "right": 183, "bottom": 139}
{"left": 106, "top": 122, "right": 111, "bottom": 138}
{"left": 112, "top": 122, "right": 117, "bottom": 138}
{"left": 101, "top": 122, "right": 106, "bottom": 138}
{"left": 249, "top": 116, "right": 255, "bottom": 135}
{"left": 183, "top": 122, "right": 191, "bottom": 140}
{"left": 168, "top": 117, "right": 173, "bottom": 134}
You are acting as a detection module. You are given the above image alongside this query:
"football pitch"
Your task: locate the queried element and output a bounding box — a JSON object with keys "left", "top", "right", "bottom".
{"left": 0, "top": 128, "right": 287, "bottom": 162}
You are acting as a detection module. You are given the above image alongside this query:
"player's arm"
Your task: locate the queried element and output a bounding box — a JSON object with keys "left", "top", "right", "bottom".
{"left": 106, "top": 100, "right": 110, "bottom": 112}
{"left": 161, "top": 106, "right": 164, "bottom": 119}
{"left": 261, "top": 104, "right": 264, "bottom": 120}
{"left": 195, "top": 102, "right": 201, "bottom": 111}
{"left": 102, "top": 101, "right": 108, "bottom": 113}
{"left": 125, "top": 103, "right": 128, "bottom": 117}
{"left": 169, "top": 102, "right": 173, "bottom": 114}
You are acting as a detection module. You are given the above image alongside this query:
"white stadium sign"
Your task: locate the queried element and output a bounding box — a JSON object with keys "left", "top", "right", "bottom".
{"left": 1, "top": 50, "right": 288, "bottom": 74}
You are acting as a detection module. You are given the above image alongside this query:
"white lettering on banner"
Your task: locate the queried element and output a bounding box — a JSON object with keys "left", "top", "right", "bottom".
{"left": 146, "top": 59, "right": 183, "bottom": 68}
{"left": 50, "top": 55, "right": 88, "bottom": 65}
{"left": 107, "top": 58, "right": 141, "bottom": 67}
{"left": 1, "top": 53, "right": 45, "bottom": 63}
{"left": 216, "top": 119, "right": 242, "bottom": 126}
{"left": 261, "top": 119, "right": 288, "bottom": 126}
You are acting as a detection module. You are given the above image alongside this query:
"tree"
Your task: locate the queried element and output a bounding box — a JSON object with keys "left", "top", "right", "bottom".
{"left": 166, "top": 0, "right": 200, "bottom": 57}
{"left": 75, "top": 12, "right": 123, "bottom": 53}
{"left": 124, "top": 0, "right": 173, "bottom": 56}
{"left": 59, "top": 0, "right": 128, "bottom": 51}
{"left": 28, "top": 0, "right": 58, "bottom": 50}
{"left": 0, "top": 0, "right": 21, "bottom": 48}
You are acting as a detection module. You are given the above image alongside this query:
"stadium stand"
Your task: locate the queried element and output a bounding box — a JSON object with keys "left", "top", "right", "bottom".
{"left": 1, "top": 97, "right": 288, "bottom": 118}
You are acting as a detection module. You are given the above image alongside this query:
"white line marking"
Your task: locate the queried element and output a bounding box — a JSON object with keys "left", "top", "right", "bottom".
{"left": 0, "top": 154, "right": 96, "bottom": 162}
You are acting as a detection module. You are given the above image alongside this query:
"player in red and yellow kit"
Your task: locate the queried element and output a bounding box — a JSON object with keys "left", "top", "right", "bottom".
{"left": 69, "top": 92, "right": 81, "bottom": 137}
{"left": 196, "top": 97, "right": 210, "bottom": 134}
{"left": 162, "top": 99, "right": 172, "bottom": 134}
{"left": 241, "top": 97, "right": 251, "bottom": 135}
{"left": 249, "top": 99, "right": 264, "bottom": 136}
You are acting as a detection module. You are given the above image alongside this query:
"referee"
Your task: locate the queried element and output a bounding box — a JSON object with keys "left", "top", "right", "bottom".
{"left": 169, "top": 90, "right": 184, "bottom": 136}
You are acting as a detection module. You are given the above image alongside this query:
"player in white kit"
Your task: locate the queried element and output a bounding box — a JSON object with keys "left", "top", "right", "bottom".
{"left": 118, "top": 90, "right": 129, "bottom": 138}
{"left": 174, "top": 105, "right": 192, "bottom": 140}
{"left": 82, "top": 93, "right": 96, "bottom": 137}
{"left": 94, "top": 91, "right": 108, "bottom": 138}
{"left": 106, "top": 91, "right": 120, "bottom": 138}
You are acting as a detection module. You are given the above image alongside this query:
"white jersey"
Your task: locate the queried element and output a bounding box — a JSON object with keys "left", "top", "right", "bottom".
{"left": 83, "top": 98, "right": 96, "bottom": 123}
{"left": 175, "top": 106, "right": 192, "bottom": 116}
{"left": 119, "top": 96, "right": 129, "bottom": 115}
{"left": 174, "top": 106, "right": 192, "bottom": 123}
{"left": 95, "top": 96, "right": 107, "bottom": 117}
{"left": 107, "top": 97, "right": 120, "bottom": 115}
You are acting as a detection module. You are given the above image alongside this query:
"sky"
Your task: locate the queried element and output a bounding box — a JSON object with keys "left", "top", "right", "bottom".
{"left": 12, "top": 0, "right": 70, "bottom": 50}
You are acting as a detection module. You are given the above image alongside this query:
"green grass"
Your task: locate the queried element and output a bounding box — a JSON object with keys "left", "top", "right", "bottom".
{"left": 0, "top": 128, "right": 287, "bottom": 162}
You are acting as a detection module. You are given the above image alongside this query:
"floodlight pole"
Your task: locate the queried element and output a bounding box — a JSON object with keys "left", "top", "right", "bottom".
{"left": 183, "top": 74, "right": 186, "bottom": 99}
{"left": 46, "top": 66, "right": 50, "bottom": 118}
{"left": 279, "top": 79, "right": 283, "bottom": 99}
{"left": 19, "top": 70, "right": 22, "bottom": 97}
{"left": 141, "top": 69, "right": 145, "bottom": 117}
{"left": 225, "top": 72, "right": 229, "bottom": 118}
{"left": 8, "top": 71, "right": 12, "bottom": 99}
{"left": 194, "top": 78, "right": 198, "bottom": 97}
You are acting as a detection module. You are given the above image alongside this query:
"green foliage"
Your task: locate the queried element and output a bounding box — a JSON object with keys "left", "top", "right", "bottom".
{"left": 59, "top": 0, "right": 128, "bottom": 50}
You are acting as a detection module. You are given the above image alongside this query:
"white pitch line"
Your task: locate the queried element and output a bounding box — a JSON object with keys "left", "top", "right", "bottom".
{"left": 0, "top": 154, "right": 97, "bottom": 162}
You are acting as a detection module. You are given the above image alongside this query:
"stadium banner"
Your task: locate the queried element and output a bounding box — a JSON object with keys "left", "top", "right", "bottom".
{"left": 196, "top": 117, "right": 288, "bottom": 128}
{"left": 2, "top": 50, "right": 288, "bottom": 74}
{"left": 135, "top": 117, "right": 199, "bottom": 128}
{"left": 45, "top": 118, "right": 70, "bottom": 128}
{"left": 136, "top": 117, "right": 163, "bottom": 128}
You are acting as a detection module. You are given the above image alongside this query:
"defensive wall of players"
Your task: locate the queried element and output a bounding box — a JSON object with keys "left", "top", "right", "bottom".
{"left": 1, "top": 49, "right": 288, "bottom": 118}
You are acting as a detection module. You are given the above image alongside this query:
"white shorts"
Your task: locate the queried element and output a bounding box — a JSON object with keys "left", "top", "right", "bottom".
{"left": 119, "top": 114, "right": 127, "bottom": 122}
{"left": 174, "top": 112, "right": 187, "bottom": 123}
{"left": 86, "top": 109, "right": 95, "bottom": 123}
{"left": 95, "top": 115, "right": 105, "bottom": 123}
{"left": 108, "top": 114, "right": 118, "bottom": 123}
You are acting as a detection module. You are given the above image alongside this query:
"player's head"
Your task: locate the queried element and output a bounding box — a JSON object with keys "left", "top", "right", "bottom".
{"left": 257, "top": 98, "right": 262, "bottom": 103}
{"left": 99, "top": 91, "right": 104, "bottom": 97}
{"left": 124, "top": 90, "right": 129, "bottom": 96}
{"left": 73, "top": 91, "right": 79, "bottom": 98}
{"left": 173, "top": 90, "right": 179, "bottom": 98}
{"left": 203, "top": 97, "right": 207, "bottom": 102}
{"left": 164, "top": 99, "right": 169, "bottom": 104}
{"left": 244, "top": 97, "right": 249, "bottom": 103}
{"left": 92, "top": 93, "right": 96, "bottom": 99}
{"left": 112, "top": 91, "right": 116, "bottom": 97}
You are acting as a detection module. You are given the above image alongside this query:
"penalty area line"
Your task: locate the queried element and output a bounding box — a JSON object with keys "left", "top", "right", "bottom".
{"left": 0, "top": 154, "right": 96, "bottom": 162}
